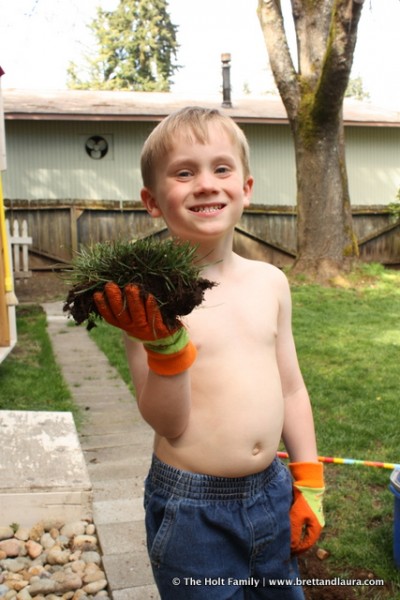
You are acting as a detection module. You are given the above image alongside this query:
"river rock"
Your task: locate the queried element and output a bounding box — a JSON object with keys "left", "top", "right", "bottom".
{"left": 0, "top": 520, "right": 110, "bottom": 599}
{"left": 47, "top": 546, "right": 71, "bottom": 565}
{"left": 60, "top": 522, "right": 86, "bottom": 538}
{"left": 28, "top": 579, "right": 57, "bottom": 595}
{"left": 28, "top": 524, "right": 44, "bottom": 543}
{"left": 25, "top": 540, "right": 43, "bottom": 559}
{"left": 0, "top": 557, "right": 30, "bottom": 572}
{"left": 70, "top": 536, "right": 97, "bottom": 553}
{"left": 14, "top": 528, "right": 30, "bottom": 542}
{"left": 0, "top": 526, "right": 15, "bottom": 540}
{"left": 80, "top": 551, "right": 101, "bottom": 565}
{"left": 40, "top": 532, "right": 56, "bottom": 550}
{"left": 0, "top": 538, "right": 22, "bottom": 557}
{"left": 17, "top": 589, "right": 32, "bottom": 600}
{"left": 82, "top": 566, "right": 105, "bottom": 584}
{"left": 82, "top": 580, "right": 107, "bottom": 595}
{"left": 53, "top": 571, "right": 83, "bottom": 593}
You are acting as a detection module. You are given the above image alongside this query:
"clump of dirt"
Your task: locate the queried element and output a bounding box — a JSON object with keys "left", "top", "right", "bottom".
{"left": 62, "top": 237, "right": 216, "bottom": 330}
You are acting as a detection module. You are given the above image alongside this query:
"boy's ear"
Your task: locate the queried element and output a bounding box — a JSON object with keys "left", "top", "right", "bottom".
{"left": 141, "top": 187, "right": 162, "bottom": 218}
{"left": 243, "top": 176, "right": 254, "bottom": 208}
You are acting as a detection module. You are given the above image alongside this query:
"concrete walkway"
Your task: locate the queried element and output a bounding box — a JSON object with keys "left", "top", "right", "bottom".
{"left": 42, "top": 301, "right": 160, "bottom": 600}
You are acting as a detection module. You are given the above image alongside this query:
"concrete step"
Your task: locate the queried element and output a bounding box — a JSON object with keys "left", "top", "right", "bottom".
{"left": 0, "top": 410, "right": 92, "bottom": 527}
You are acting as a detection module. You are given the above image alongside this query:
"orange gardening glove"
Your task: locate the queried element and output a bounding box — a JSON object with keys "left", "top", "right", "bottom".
{"left": 93, "top": 282, "right": 196, "bottom": 376}
{"left": 288, "top": 462, "right": 325, "bottom": 554}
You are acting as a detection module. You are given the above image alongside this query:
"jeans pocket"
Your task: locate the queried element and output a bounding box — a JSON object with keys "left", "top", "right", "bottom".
{"left": 145, "top": 495, "right": 179, "bottom": 567}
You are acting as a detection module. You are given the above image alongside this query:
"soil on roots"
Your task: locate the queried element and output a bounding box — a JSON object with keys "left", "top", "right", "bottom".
{"left": 61, "top": 238, "right": 216, "bottom": 330}
{"left": 64, "top": 274, "right": 214, "bottom": 330}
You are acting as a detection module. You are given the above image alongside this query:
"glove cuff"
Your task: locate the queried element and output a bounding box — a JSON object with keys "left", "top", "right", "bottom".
{"left": 289, "top": 461, "right": 324, "bottom": 488}
{"left": 144, "top": 327, "right": 189, "bottom": 354}
{"left": 146, "top": 340, "right": 197, "bottom": 376}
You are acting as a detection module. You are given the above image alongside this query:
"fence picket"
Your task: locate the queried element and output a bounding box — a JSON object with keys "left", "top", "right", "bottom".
{"left": 6, "top": 218, "right": 32, "bottom": 279}
{"left": 12, "top": 220, "right": 20, "bottom": 273}
{"left": 22, "top": 220, "right": 29, "bottom": 275}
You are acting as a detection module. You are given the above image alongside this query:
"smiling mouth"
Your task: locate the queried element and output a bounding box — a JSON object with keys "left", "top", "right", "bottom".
{"left": 190, "top": 204, "right": 225, "bottom": 213}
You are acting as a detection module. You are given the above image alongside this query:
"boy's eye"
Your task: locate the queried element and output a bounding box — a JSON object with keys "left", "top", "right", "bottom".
{"left": 215, "top": 165, "right": 231, "bottom": 175}
{"left": 176, "top": 169, "right": 192, "bottom": 179}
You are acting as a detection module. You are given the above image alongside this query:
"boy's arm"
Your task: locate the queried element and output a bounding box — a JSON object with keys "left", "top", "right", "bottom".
{"left": 274, "top": 271, "right": 324, "bottom": 554}
{"left": 94, "top": 282, "right": 193, "bottom": 440}
{"left": 124, "top": 334, "right": 191, "bottom": 439}
{"left": 274, "top": 271, "right": 317, "bottom": 461}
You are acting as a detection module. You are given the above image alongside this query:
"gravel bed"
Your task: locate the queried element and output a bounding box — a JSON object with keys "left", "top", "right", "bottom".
{"left": 0, "top": 519, "right": 111, "bottom": 600}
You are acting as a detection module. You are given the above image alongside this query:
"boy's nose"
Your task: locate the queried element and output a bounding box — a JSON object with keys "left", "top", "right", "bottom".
{"left": 194, "top": 171, "right": 218, "bottom": 195}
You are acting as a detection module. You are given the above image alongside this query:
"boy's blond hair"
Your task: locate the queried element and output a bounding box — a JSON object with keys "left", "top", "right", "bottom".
{"left": 140, "top": 106, "right": 251, "bottom": 189}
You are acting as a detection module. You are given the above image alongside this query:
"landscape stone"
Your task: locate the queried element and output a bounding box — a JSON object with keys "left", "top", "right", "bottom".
{"left": 60, "top": 523, "right": 86, "bottom": 538}
{"left": 14, "top": 528, "right": 30, "bottom": 542}
{"left": 0, "top": 526, "right": 14, "bottom": 541}
{"left": 25, "top": 540, "right": 43, "bottom": 559}
{"left": 0, "top": 538, "right": 22, "bottom": 557}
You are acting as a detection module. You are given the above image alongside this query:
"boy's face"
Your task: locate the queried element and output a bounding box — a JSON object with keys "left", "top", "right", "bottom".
{"left": 141, "top": 123, "right": 253, "bottom": 244}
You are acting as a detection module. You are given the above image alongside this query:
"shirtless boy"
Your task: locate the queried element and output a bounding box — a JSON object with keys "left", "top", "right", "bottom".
{"left": 94, "top": 107, "right": 325, "bottom": 599}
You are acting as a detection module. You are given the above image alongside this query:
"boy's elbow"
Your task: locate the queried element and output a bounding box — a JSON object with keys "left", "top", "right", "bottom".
{"left": 137, "top": 370, "right": 191, "bottom": 440}
{"left": 156, "top": 422, "right": 188, "bottom": 440}
{"left": 138, "top": 403, "right": 189, "bottom": 440}
{"left": 146, "top": 416, "right": 188, "bottom": 440}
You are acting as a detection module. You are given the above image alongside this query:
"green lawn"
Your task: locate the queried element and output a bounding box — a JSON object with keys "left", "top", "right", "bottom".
{"left": 0, "top": 305, "right": 82, "bottom": 426}
{"left": 289, "top": 266, "right": 400, "bottom": 595}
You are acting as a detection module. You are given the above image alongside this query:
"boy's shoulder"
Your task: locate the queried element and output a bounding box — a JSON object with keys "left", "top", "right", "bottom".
{"left": 236, "top": 254, "right": 289, "bottom": 286}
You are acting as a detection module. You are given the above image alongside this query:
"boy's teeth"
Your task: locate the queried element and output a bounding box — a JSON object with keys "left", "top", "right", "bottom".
{"left": 193, "top": 205, "right": 223, "bottom": 213}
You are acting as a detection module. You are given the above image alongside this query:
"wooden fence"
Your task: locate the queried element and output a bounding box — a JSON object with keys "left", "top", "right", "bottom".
{"left": 6, "top": 218, "right": 32, "bottom": 279}
{"left": 3, "top": 200, "right": 400, "bottom": 269}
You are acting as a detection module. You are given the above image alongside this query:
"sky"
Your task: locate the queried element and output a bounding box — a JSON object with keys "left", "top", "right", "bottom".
{"left": 0, "top": 0, "right": 399, "bottom": 109}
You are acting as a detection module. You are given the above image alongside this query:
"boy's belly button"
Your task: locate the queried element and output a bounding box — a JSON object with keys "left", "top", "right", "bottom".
{"left": 252, "top": 443, "right": 262, "bottom": 456}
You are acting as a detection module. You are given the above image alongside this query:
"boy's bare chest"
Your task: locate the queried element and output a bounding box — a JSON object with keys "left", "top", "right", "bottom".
{"left": 186, "top": 279, "right": 279, "bottom": 349}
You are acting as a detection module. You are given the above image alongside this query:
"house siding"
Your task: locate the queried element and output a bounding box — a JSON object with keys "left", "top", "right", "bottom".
{"left": 3, "top": 120, "right": 399, "bottom": 207}
{"left": 344, "top": 126, "right": 400, "bottom": 205}
{"left": 3, "top": 120, "right": 152, "bottom": 203}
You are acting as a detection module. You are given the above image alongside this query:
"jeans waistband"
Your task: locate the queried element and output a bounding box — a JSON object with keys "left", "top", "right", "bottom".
{"left": 147, "top": 454, "right": 282, "bottom": 501}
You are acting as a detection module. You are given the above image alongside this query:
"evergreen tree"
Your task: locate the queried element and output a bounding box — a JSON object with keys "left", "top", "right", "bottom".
{"left": 68, "top": 0, "right": 180, "bottom": 91}
{"left": 345, "top": 76, "right": 370, "bottom": 101}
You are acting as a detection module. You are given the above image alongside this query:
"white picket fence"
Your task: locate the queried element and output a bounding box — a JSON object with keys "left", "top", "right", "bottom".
{"left": 6, "top": 218, "right": 32, "bottom": 279}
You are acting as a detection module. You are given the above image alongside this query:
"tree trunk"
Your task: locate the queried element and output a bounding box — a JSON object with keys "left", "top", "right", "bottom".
{"left": 257, "top": 0, "right": 365, "bottom": 280}
{"left": 292, "top": 113, "right": 358, "bottom": 278}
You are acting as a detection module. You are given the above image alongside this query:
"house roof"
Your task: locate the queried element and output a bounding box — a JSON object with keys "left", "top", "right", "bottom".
{"left": 3, "top": 89, "right": 400, "bottom": 127}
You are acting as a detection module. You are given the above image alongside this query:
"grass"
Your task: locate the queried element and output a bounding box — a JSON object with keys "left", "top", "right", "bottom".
{"left": 63, "top": 237, "right": 215, "bottom": 329}
{"left": 289, "top": 264, "right": 400, "bottom": 595}
{"left": 0, "top": 305, "right": 82, "bottom": 427}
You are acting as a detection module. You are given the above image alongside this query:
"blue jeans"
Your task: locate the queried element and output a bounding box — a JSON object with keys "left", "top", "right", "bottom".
{"left": 144, "top": 455, "right": 305, "bottom": 599}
